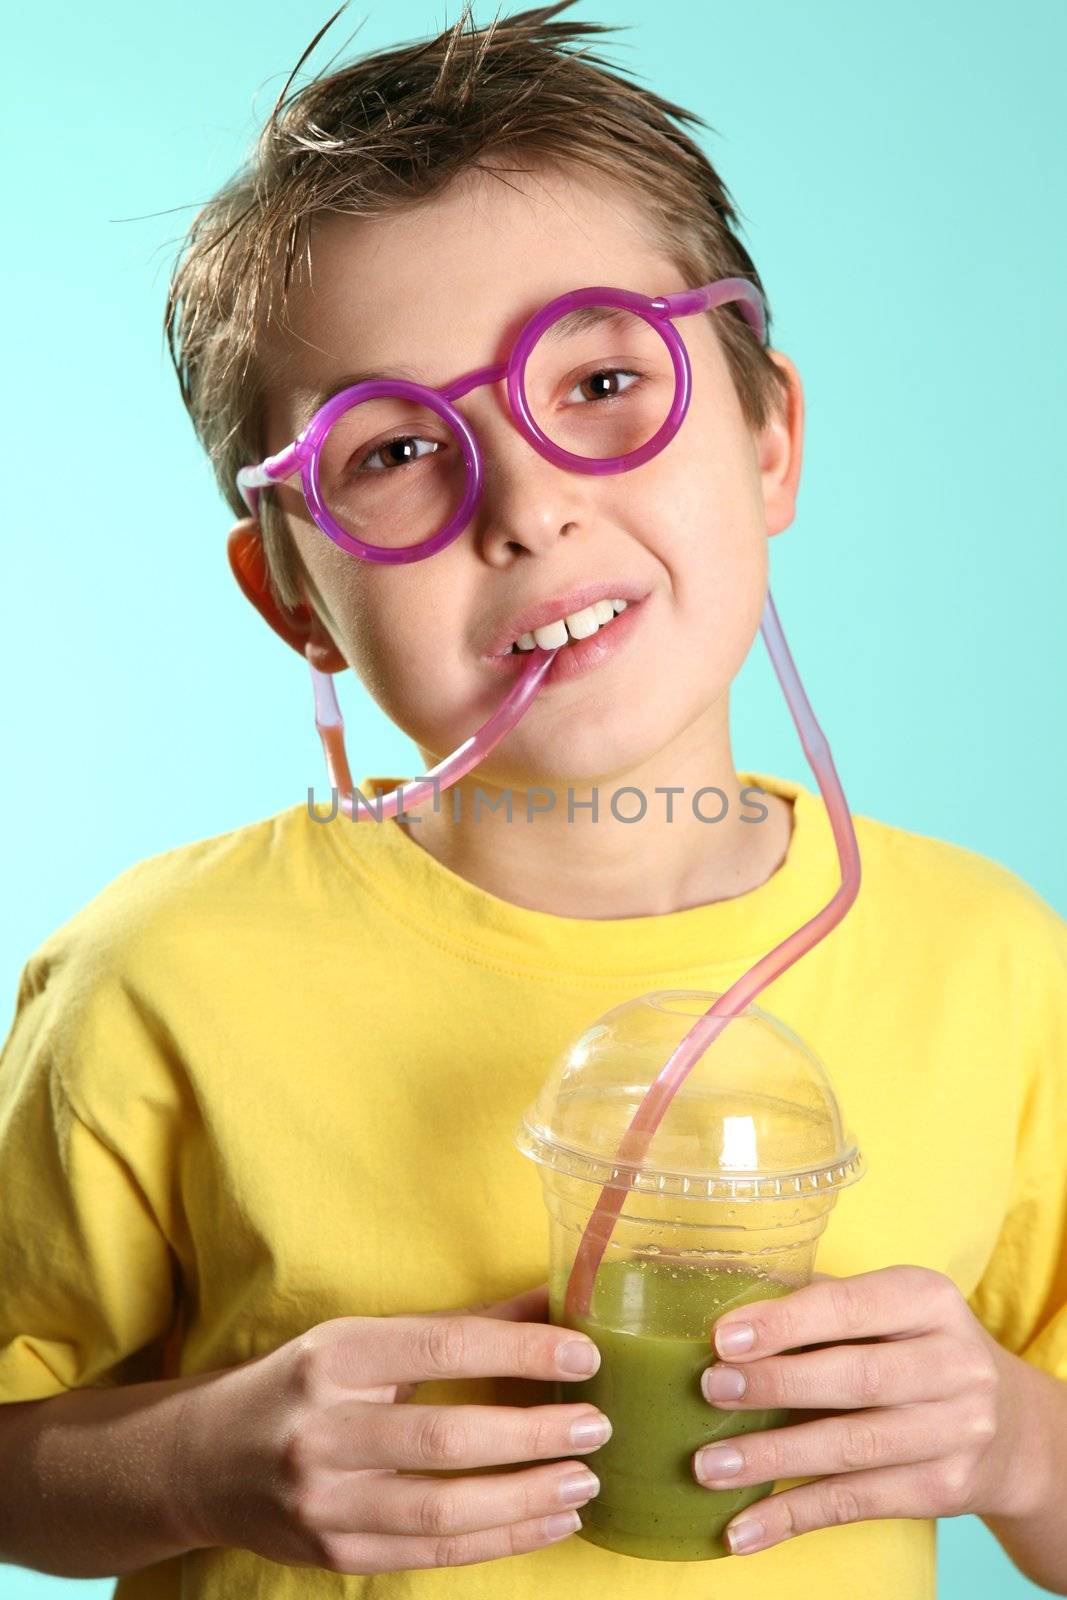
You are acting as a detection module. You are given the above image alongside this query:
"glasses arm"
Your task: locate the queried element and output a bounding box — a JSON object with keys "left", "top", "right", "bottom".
{"left": 236, "top": 443, "right": 305, "bottom": 516}
{"left": 654, "top": 277, "right": 768, "bottom": 347}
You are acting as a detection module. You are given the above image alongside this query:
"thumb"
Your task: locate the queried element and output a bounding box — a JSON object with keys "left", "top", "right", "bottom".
{"left": 405, "top": 1283, "right": 551, "bottom": 1323}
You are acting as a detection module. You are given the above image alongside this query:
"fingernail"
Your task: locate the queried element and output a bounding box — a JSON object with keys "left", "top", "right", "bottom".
{"left": 727, "top": 1518, "right": 767, "bottom": 1554}
{"left": 716, "top": 1321, "right": 755, "bottom": 1357}
{"left": 695, "top": 1444, "right": 743, "bottom": 1482}
{"left": 557, "top": 1469, "right": 599, "bottom": 1506}
{"left": 702, "top": 1365, "right": 747, "bottom": 1403}
{"left": 543, "top": 1509, "right": 582, "bottom": 1541}
{"left": 570, "top": 1412, "right": 612, "bottom": 1448}
{"left": 557, "top": 1339, "right": 600, "bottom": 1375}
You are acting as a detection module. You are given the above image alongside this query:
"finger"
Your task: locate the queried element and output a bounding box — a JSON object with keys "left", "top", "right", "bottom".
{"left": 694, "top": 1398, "right": 964, "bottom": 1490}
{"left": 315, "top": 1506, "right": 585, "bottom": 1574}
{"left": 722, "top": 1457, "right": 977, "bottom": 1555}
{"left": 701, "top": 1332, "right": 969, "bottom": 1411}
{"left": 394, "top": 1286, "right": 551, "bottom": 1400}
{"left": 711, "top": 1265, "right": 958, "bottom": 1361}
{"left": 317, "top": 1399, "right": 613, "bottom": 1472}
{"left": 312, "top": 1309, "right": 601, "bottom": 1391}
{"left": 322, "top": 1457, "right": 600, "bottom": 1537}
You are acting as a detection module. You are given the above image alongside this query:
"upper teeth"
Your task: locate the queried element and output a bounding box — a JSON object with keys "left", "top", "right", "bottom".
{"left": 510, "top": 598, "right": 629, "bottom": 652}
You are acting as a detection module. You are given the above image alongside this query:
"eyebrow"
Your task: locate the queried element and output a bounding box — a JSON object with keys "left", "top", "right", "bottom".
{"left": 542, "top": 306, "right": 634, "bottom": 339}
{"left": 301, "top": 362, "right": 425, "bottom": 427}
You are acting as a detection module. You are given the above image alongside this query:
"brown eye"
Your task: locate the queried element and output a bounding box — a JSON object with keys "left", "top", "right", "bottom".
{"left": 571, "top": 369, "right": 640, "bottom": 403}
{"left": 362, "top": 436, "right": 440, "bottom": 472}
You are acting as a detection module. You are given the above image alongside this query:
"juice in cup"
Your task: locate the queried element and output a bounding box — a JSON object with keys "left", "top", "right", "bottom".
{"left": 550, "top": 1255, "right": 792, "bottom": 1561}
{"left": 516, "top": 991, "right": 866, "bottom": 1560}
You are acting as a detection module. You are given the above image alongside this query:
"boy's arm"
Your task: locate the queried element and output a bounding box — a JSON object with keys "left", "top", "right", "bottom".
{"left": 0, "top": 1372, "right": 218, "bottom": 1579}
{"left": 981, "top": 1360, "right": 1067, "bottom": 1595}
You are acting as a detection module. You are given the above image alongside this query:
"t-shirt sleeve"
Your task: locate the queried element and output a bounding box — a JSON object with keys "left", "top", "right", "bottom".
{"left": 966, "top": 891, "right": 1067, "bottom": 1382}
{"left": 0, "top": 934, "right": 181, "bottom": 1403}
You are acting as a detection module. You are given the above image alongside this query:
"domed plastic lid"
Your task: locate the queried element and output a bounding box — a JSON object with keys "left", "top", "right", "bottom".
{"left": 515, "top": 990, "right": 865, "bottom": 1201}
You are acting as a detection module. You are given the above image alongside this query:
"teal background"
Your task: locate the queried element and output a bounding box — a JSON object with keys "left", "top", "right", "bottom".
{"left": 2, "top": 0, "right": 1064, "bottom": 1593}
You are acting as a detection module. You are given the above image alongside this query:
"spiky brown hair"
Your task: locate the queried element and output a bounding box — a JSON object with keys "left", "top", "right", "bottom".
{"left": 165, "top": 1, "right": 789, "bottom": 611}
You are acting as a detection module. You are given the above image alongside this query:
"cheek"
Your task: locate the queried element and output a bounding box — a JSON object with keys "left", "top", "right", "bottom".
{"left": 335, "top": 570, "right": 474, "bottom": 744}
{"left": 284, "top": 522, "right": 436, "bottom": 705}
{"left": 343, "top": 582, "right": 446, "bottom": 688}
{"left": 640, "top": 464, "right": 768, "bottom": 703}
{"left": 645, "top": 428, "right": 767, "bottom": 609}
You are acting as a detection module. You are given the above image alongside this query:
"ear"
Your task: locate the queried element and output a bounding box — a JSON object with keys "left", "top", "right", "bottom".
{"left": 226, "top": 519, "right": 347, "bottom": 672}
{"left": 755, "top": 350, "right": 804, "bottom": 539}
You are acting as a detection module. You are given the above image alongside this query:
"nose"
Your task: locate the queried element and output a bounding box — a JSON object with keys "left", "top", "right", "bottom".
{"left": 463, "top": 385, "right": 593, "bottom": 562}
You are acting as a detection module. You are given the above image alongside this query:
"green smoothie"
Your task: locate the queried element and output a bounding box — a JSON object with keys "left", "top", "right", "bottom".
{"left": 549, "top": 1256, "right": 793, "bottom": 1561}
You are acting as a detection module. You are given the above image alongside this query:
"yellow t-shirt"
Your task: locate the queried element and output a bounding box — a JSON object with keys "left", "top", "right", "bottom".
{"left": 2, "top": 768, "right": 1066, "bottom": 1600}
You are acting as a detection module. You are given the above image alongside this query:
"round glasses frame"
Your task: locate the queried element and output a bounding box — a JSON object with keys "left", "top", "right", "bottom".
{"left": 236, "top": 277, "right": 767, "bottom": 566}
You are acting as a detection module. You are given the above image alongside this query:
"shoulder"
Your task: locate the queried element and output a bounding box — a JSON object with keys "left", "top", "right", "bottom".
{"left": 4, "top": 804, "right": 322, "bottom": 1112}
{"left": 854, "top": 804, "right": 1061, "bottom": 919}
{"left": 847, "top": 802, "right": 1067, "bottom": 985}
{"left": 22, "top": 805, "right": 308, "bottom": 980}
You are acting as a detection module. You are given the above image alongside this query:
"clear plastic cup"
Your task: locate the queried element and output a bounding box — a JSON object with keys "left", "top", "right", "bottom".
{"left": 513, "top": 989, "right": 866, "bottom": 1561}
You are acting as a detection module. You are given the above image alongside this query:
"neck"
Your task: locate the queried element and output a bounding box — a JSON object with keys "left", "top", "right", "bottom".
{"left": 390, "top": 703, "right": 794, "bottom": 920}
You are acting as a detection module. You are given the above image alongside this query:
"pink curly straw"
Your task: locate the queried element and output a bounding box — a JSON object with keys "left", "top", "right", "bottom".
{"left": 308, "top": 586, "right": 860, "bottom": 1322}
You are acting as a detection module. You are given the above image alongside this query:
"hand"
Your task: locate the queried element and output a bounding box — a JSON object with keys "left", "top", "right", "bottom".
{"left": 692, "top": 1265, "right": 1040, "bottom": 1556}
{"left": 175, "top": 1283, "right": 610, "bottom": 1573}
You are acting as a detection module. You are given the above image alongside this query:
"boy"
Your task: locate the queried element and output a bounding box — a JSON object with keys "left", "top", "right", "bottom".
{"left": 1, "top": 4, "right": 1066, "bottom": 1598}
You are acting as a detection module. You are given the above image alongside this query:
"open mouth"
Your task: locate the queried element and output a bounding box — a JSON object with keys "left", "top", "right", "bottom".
{"left": 485, "top": 593, "right": 650, "bottom": 684}
{"left": 503, "top": 597, "right": 631, "bottom": 655}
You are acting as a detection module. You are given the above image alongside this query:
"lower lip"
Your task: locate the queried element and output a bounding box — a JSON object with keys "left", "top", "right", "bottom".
{"left": 483, "top": 596, "right": 650, "bottom": 685}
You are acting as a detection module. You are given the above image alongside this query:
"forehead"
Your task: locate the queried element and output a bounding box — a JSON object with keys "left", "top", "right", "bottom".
{"left": 260, "top": 163, "right": 690, "bottom": 442}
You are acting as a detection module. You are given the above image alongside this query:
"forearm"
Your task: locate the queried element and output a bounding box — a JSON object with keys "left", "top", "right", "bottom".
{"left": 982, "top": 1359, "right": 1067, "bottom": 1596}
{"left": 0, "top": 1370, "right": 221, "bottom": 1579}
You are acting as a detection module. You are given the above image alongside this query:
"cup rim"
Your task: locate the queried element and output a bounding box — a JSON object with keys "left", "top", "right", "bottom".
{"left": 514, "top": 1116, "right": 866, "bottom": 1201}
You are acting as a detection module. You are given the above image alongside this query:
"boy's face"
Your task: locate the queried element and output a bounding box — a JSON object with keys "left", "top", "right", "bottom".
{"left": 255, "top": 162, "right": 802, "bottom": 789}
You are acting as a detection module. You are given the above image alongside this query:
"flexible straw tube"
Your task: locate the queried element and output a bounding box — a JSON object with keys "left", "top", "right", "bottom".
{"left": 307, "top": 586, "right": 861, "bottom": 1324}
{"left": 562, "top": 589, "right": 861, "bottom": 1321}
{"left": 308, "top": 644, "right": 558, "bottom": 818}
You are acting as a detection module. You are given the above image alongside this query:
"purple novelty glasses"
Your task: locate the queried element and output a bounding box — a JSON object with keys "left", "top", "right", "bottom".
{"left": 236, "top": 278, "right": 767, "bottom": 565}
